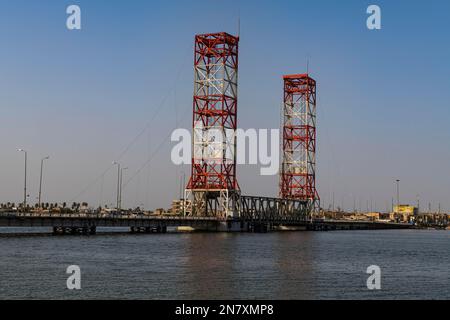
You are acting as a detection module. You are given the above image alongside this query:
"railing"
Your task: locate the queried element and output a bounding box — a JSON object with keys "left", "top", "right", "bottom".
{"left": 0, "top": 212, "right": 218, "bottom": 221}
{"left": 239, "top": 195, "right": 310, "bottom": 222}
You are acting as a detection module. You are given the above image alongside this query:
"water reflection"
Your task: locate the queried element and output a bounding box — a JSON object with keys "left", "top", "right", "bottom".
{"left": 273, "top": 232, "right": 316, "bottom": 299}
{"left": 181, "top": 233, "right": 237, "bottom": 299}
{"left": 181, "top": 232, "right": 318, "bottom": 299}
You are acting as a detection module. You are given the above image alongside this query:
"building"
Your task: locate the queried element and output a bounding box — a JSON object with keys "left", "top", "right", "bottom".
{"left": 171, "top": 199, "right": 192, "bottom": 216}
{"left": 365, "top": 212, "right": 381, "bottom": 221}
{"left": 394, "top": 205, "right": 418, "bottom": 215}
{"left": 392, "top": 205, "right": 418, "bottom": 223}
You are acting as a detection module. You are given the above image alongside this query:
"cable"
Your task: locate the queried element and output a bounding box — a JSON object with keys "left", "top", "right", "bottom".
{"left": 70, "top": 43, "right": 192, "bottom": 202}
{"left": 122, "top": 105, "right": 191, "bottom": 190}
{"left": 70, "top": 167, "right": 112, "bottom": 203}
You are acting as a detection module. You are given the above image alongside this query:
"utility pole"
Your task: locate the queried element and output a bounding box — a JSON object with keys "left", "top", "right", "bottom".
{"left": 395, "top": 179, "right": 400, "bottom": 208}
{"left": 17, "top": 149, "right": 27, "bottom": 210}
{"left": 113, "top": 161, "right": 121, "bottom": 212}
{"left": 332, "top": 192, "right": 335, "bottom": 212}
{"left": 179, "top": 173, "right": 182, "bottom": 200}
{"left": 182, "top": 171, "right": 186, "bottom": 217}
{"left": 416, "top": 194, "right": 420, "bottom": 215}
{"left": 38, "top": 156, "right": 50, "bottom": 208}
{"left": 353, "top": 196, "right": 356, "bottom": 213}
{"left": 359, "top": 197, "right": 362, "bottom": 212}
{"left": 119, "top": 167, "right": 128, "bottom": 211}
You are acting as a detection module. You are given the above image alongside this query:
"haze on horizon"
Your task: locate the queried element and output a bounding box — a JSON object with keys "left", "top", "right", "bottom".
{"left": 1, "top": 0, "right": 449, "bottom": 212}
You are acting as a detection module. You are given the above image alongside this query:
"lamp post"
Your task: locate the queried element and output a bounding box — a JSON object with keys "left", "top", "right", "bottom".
{"left": 38, "top": 156, "right": 50, "bottom": 208}
{"left": 112, "top": 161, "right": 121, "bottom": 212}
{"left": 119, "top": 167, "right": 128, "bottom": 211}
{"left": 17, "top": 149, "right": 27, "bottom": 210}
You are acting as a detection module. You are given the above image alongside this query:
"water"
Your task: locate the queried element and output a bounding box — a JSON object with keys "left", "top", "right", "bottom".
{"left": 0, "top": 229, "right": 449, "bottom": 300}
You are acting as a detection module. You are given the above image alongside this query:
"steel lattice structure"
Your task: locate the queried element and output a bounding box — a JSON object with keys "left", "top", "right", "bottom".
{"left": 185, "top": 32, "right": 240, "bottom": 218}
{"left": 280, "top": 74, "right": 319, "bottom": 212}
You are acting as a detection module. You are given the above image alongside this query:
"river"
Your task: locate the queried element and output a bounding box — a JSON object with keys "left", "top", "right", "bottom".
{"left": 0, "top": 229, "right": 448, "bottom": 299}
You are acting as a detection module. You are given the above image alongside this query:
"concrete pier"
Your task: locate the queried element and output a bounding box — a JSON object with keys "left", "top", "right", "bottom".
{"left": 52, "top": 226, "right": 96, "bottom": 235}
{"left": 130, "top": 226, "right": 167, "bottom": 233}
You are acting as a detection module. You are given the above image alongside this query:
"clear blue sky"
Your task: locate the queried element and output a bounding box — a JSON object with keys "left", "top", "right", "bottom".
{"left": 0, "top": 0, "right": 449, "bottom": 212}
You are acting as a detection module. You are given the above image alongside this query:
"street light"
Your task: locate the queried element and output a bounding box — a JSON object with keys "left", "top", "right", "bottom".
{"left": 120, "top": 167, "right": 128, "bottom": 211}
{"left": 112, "top": 161, "right": 121, "bottom": 212}
{"left": 17, "top": 149, "right": 27, "bottom": 210}
{"left": 38, "top": 156, "right": 50, "bottom": 208}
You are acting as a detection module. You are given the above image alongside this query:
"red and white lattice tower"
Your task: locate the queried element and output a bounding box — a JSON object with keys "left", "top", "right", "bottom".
{"left": 280, "top": 74, "right": 319, "bottom": 211}
{"left": 185, "top": 32, "right": 240, "bottom": 218}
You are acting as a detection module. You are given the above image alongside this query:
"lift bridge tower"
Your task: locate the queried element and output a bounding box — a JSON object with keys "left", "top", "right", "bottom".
{"left": 280, "top": 74, "right": 320, "bottom": 216}
{"left": 185, "top": 32, "right": 240, "bottom": 218}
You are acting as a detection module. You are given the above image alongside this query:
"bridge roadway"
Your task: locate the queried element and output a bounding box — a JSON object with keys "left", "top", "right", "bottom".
{"left": 0, "top": 212, "right": 412, "bottom": 234}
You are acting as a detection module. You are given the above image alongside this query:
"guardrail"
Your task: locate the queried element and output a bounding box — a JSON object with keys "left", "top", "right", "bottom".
{"left": 0, "top": 212, "right": 218, "bottom": 221}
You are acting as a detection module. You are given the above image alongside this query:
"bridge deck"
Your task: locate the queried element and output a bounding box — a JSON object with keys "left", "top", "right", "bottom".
{"left": 0, "top": 212, "right": 412, "bottom": 232}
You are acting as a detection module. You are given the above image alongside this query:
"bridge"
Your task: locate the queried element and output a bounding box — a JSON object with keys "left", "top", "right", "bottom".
{"left": 0, "top": 33, "right": 417, "bottom": 234}
{"left": 0, "top": 211, "right": 413, "bottom": 235}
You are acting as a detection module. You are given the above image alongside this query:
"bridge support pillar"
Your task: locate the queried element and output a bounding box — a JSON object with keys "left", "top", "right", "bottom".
{"left": 249, "top": 222, "right": 269, "bottom": 233}
{"left": 129, "top": 225, "right": 167, "bottom": 234}
{"left": 52, "top": 226, "right": 96, "bottom": 236}
{"left": 215, "top": 220, "right": 247, "bottom": 232}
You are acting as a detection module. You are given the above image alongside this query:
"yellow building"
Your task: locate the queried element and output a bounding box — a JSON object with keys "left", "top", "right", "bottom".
{"left": 393, "top": 205, "right": 417, "bottom": 222}
{"left": 394, "top": 205, "right": 417, "bottom": 215}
